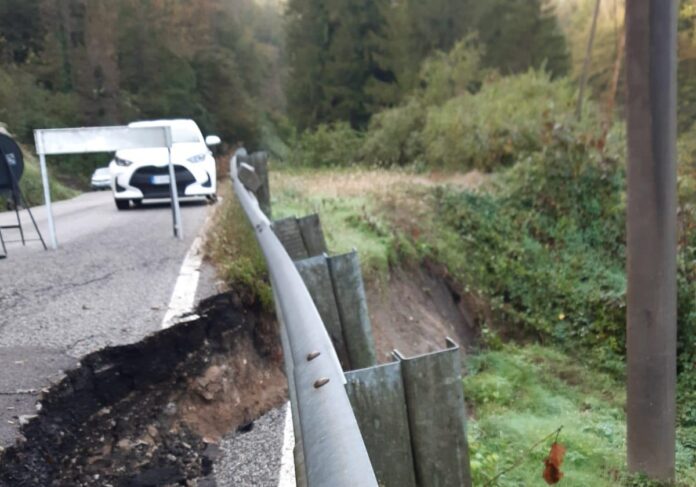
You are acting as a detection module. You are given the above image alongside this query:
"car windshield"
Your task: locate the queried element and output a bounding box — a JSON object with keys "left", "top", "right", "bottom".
{"left": 129, "top": 120, "right": 203, "bottom": 144}
{"left": 170, "top": 123, "right": 203, "bottom": 144}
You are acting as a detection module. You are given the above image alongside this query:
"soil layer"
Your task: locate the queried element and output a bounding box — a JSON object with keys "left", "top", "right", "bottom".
{"left": 0, "top": 292, "right": 286, "bottom": 487}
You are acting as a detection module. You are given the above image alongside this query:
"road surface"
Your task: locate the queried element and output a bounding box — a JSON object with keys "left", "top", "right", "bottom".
{"left": 0, "top": 191, "right": 217, "bottom": 446}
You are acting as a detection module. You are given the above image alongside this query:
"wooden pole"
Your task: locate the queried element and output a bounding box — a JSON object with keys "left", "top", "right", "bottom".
{"left": 625, "top": 0, "right": 677, "bottom": 481}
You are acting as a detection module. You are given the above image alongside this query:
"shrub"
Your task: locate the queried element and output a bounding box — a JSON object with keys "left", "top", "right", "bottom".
{"left": 431, "top": 124, "right": 627, "bottom": 357}
{"left": 0, "top": 67, "right": 81, "bottom": 142}
{"left": 417, "top": 36, "right": 483, "bottom": 106}
{"left": 361, "top": 98, "right": 426, "bottom": 167}
{"left": 287, "top": 122, "right": 362, "bottom": 167}
{"left": 421, "top": 70, "right": 579, "bottom": 171}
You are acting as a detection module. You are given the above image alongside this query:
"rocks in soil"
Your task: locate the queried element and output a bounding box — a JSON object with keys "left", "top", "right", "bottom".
{"left": 0, "top": 292, "right": 287, "bottom": 487}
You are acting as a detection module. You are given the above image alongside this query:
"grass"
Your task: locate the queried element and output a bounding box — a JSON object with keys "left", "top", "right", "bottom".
{"left": 465, "top": 344, "right": 626, "bottom": 486}
{"left": 220, "top": 164, "right": 696, "bottom": 485}
{"left": 204, "top": 183, "right": 272, "bottom": 308}
{"left": 270, "top": 166, "right": 405, "bottom": 278}
{"left": 466, "top": 344, "right": 696, "bottom": 486}
{"left": 0, "top": 142, "right": 77, "bottom": 208}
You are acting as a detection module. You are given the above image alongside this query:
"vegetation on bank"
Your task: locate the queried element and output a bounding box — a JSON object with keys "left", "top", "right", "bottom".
{"left": 0, "top": 138, "right": 76, "bottom": 208}
{"left": 205, "top": 184, "right": 272, "bottom": 310}
{"left": 272, "top": 32, "right": 696, "bottom": 482}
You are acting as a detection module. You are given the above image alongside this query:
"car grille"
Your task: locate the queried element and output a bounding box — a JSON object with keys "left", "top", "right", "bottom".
{"left": 129, "top": 166, "right": 197, "bottom": 199}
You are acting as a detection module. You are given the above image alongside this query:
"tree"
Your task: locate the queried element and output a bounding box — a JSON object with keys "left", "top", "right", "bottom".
{"left": 286, "top": 0, "right": 389, "bottom": 129}
{"left": 0, "top": 0, "right": 44, "bottom": 64}
{"left": 470, "top": 0, "right": 570, "bottom": 78}
{"left": 285, "top": 0, "right": 329, "bottom": 129}
{"left": 369, "top": 0, "right": 473, "bottom": 108}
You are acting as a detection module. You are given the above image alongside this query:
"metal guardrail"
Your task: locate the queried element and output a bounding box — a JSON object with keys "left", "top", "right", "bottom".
{"left": 231, "top": 155, "right": 378, "bottom": 487}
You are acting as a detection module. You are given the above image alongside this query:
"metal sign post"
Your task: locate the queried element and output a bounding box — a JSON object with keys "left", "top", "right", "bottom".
{"left": 625, "top": 0, "right": 677, "bottom": 481}
{"left": 164, "top": 128, "right": 183, "bottom": 240}
{"left": 34, "top": 125, "right": 174, "bottom": 249}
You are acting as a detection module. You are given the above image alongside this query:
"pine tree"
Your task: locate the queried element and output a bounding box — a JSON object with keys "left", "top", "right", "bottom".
{"left": 471, "top": 0, "right": 570, "bottom": 78}
{"left": 286, "top": 0, "right": 329, "bottom": 130}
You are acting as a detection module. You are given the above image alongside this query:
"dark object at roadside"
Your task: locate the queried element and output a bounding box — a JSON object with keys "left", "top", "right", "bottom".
{"left": 237, "top": 421, "right": 255, "bottom": 433}
{"left": 0, "top": 133, "right": 24, "bottom": 191}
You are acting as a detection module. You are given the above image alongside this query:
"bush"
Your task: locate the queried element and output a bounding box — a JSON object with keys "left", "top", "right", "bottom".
{"left": 287, "top": 122, "right": 362, "bottom": 167}
{"left": 417, "top": 36, "right": 483, "bottom": 106}
{"left": 430, "top": 124, "right": 627, "bottom": 358}
{"left": 0, "top": 67, "right": 81, "bottom": 142}
{"left": 361, "top": 98, "right": 426, "bottom": 167}
{"left": 422, "top": 70, "right": 578, "bottom": 171}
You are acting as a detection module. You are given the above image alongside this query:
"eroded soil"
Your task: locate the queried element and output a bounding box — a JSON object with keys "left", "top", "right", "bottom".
{"left": 0, "top": 292, "right": 286, "bottom": 487}
{"left": 368, "top": 261, "right": 485, "bottom": 362}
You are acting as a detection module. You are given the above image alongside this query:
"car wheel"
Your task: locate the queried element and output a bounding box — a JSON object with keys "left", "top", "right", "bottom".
{"left": 115, "top": 198, "right": 130, "bottom": 210}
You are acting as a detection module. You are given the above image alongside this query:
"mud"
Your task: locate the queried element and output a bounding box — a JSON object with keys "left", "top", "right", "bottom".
{"left": 0, "top": 292, "right": 286, "bottom": 487}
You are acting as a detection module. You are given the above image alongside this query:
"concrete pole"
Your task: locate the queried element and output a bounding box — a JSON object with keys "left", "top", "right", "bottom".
{"left": 625, "top": 0, "right": 677, "bottom": 481}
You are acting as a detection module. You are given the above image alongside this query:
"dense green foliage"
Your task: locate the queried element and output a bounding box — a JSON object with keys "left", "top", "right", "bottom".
{"left": 0, "top": 0, "right": 284, "bottom": 186}
{"left": 286, "top": 0, "right": 570, "bottom": 129}
{"left": 468, "top": 0, "right": 570, "bottom": 78}
{"left": 431, "top": 125, "right": 628, "bottom": 363}
{"left": 290, "top": 68, "right": 589, "bottom": 172}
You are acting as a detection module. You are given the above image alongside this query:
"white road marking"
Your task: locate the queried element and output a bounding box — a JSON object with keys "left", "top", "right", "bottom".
{"left": 161, "top": 236, "right": 204, "bottom": 329}
{"left": 277, "top": 402, "right": 297, "bottom": 486}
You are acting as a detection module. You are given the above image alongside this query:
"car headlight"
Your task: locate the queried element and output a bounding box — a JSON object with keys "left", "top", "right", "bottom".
{"left": 187, "top": 153, "right": 207, "bottom": 163}
{"left": 115, "top": 156, "right": 132, "bottom": 167}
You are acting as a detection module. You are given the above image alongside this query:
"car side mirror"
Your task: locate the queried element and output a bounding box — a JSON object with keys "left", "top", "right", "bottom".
{"left": 205, "top": 135, "right": 221, "bottom": 146}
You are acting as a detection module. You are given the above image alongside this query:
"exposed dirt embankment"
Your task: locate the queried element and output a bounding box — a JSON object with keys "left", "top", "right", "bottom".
{"left": 368, "top": 260, "right": 487, "bottom": 361}
{"left": 0, "top": 293, "right": 286, "bottom": 487}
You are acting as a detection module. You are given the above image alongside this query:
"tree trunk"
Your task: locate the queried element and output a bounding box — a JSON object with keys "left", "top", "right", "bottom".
{"left": 576, "top": 0, "right": 602, "bottom": 119}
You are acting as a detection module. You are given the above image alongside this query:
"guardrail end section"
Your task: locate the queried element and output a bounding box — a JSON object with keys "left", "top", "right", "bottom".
{"left": 238, "top": 162, "right": 262, "bottom": 192}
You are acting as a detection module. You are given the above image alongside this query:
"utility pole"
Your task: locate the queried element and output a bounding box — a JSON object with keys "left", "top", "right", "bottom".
{"left": 625, "top": 0, "right": 677, "bottom": 482}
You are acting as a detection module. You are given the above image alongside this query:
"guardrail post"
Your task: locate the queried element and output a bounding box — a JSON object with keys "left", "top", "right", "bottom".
{"left": 328, "top": 251, "right": 377, "bottom": 369}
{"left": 249, "top": 152, "right": 272, "bottom": 218}
{"left": 297, "top": 214, "right": 328, "bottom": 256}
{"left": 274, "top": 217, "right": 310, "bottom": 261}
{"left": 296, "top": 255, "right": 352, "bottom": 368}
{"left": 394, "top": 339, "right": 472, "bottom": 487}
{"left": 345, "top": 363, "right": 417, "bottom": 487}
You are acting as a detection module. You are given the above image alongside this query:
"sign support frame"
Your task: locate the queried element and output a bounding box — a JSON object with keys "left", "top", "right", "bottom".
{"left": 34, "top": 125, "right": 179, "bottom": 249}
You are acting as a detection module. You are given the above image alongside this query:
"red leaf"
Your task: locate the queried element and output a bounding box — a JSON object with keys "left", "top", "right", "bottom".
{"left": 543, "top": 442, "right": 566, "bottom": 484}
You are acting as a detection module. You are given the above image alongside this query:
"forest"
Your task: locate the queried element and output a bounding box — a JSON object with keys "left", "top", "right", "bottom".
{"left": 2, "top": 0, "right": 696, "bottom": 484}
{"left": 0, "top": 0, "right": 284, "bottom": 186}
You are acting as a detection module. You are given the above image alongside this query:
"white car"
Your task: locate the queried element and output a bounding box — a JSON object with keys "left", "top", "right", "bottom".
{"left": 90, "top": 167, "right": 111, "bottom": 190}
{"left": 109, "top": 119, "right": 221, "bottom": 210}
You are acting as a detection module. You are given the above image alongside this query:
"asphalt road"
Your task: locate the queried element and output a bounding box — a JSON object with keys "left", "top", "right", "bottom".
{"left": 0, "top": 191, "right": 216, "bottom": 446}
